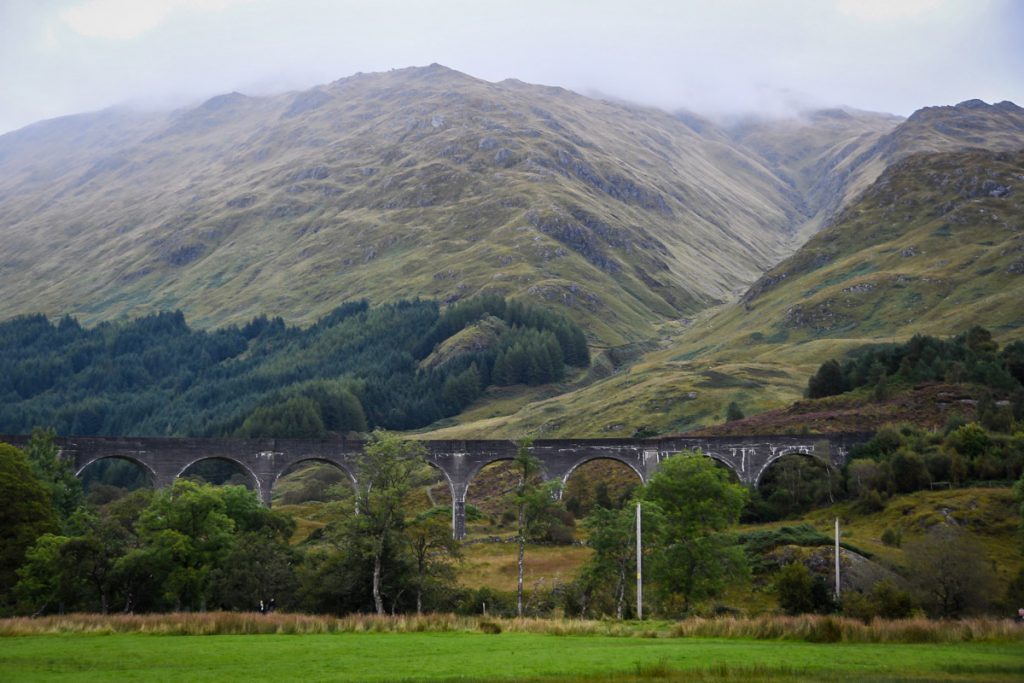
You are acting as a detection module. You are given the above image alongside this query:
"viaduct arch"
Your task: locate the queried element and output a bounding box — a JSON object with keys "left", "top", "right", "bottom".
{"left": 2, "top": 433, "right": 870, "bottom": 539}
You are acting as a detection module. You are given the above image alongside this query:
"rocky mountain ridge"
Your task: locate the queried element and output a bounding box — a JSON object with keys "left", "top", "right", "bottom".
{"left": 427, "top": 146, "right": 1024, "bottom": 439}
{"left": 0, "top": 65, "right": 889, "bottom": 343}
{"left": 1, "top": 67, "right": 1021, "bottom": 353}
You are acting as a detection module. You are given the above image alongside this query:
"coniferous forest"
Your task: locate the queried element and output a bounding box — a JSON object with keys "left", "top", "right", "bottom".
{"left": 0, "top": 295, "right": 589, "bottom": 437}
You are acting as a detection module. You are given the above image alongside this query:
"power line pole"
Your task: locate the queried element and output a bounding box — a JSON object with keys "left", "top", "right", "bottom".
{"left": 636, "top": 501, "right": 643, "bottom": 620}
{"left": 834, "top": 517, "right": 841, "bottom": 601}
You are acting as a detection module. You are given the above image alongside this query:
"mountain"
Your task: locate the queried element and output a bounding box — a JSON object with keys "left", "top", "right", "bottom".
{"left": 3, "top": 65, "right": 1024, "bottom": 438}
{"left": 0, "top": 64, "right": 848, "bottom": 346}
{"left": 737, "top": 147, "right": 1024, "bottom": 339}
{"left": 723, "top": 107, "right": 905, "bottom": 240}
{"left": 428, "top": 146, "right": 1024, "bottom": 438}
{"left": 723, "top": 100, "right": 1024, "bottom": 240}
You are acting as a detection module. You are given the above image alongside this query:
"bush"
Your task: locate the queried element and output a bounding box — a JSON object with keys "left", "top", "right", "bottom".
{"left": 891, "top": 450, "right": 931, "bottom": 493}
{"left": 843, "top": 579, "right": 915, "bottom": 622}
{"left": 872, "top": 579, "right": 915, "bottom": 619}
{"left": 880, "top": 528, "right": 901, "bottom": 548}
{"left": 807, "top": 360, "right": 847, "bottom": 399}
{"left": 776, "top": 562, "right": 833, "bottom": 615}
{"left": 873, "top": 425, "right": 903, "bottom": 455}
{"left": 856, "top": 489, "right": 886, "bottom": 514}
{"left": 905, "top": 527, "right": 995, "bottom": 618}
{"left": 478, "top": 620, "right": 502, "bottom": 634}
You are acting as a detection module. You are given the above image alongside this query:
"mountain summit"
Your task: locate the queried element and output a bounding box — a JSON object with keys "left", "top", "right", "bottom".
{"left": 0, "top": 67, "right": 1020, "bottom": 346}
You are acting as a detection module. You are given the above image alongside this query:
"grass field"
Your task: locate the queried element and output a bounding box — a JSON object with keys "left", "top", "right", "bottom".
{"left": 2, "top": 629, "right": 1022, "bottom": 682}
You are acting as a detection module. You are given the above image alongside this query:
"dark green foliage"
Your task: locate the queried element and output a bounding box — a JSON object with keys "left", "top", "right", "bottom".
{"left": 807, "top": 328, "right": 1024, "bottom": 403}
{"left": 850, "top": 422, "right": 1024, "bottom": 491}
{"left": 776, "top": 562, "right": 834, "bottom": 615}
{"left": 842, "top": 579, "right": 915, "bottom": 621}
{"left": 413, "top": 295, "right": 589, "bottom": 368}
{"left": 905, "top": 526, "right": 996, "bottom": 618}
{"left": 441, "top": 363, "right": 482, "bottom": 412}
{"left": 348, "top": 431, "right": 430, "bottom": 615}
{"left": 738, "top": 524, "right": 834, "bottom": 555}
{"left": 81, "top": 459, "right": 150, "bottom": 498}
{"left": 0, "top": 443, "right": 58, "bottom": 613}
{"left": 891, "top": 450, "right": 931, "bottom": 493}
{"left": 745, "top": 417, "right": 1022, "bottom": 523}
{"left": 0, "top": 296, "right": 588, "bottom": 435}
{"left": 643, "top": 455, "right": 749, "bottom": 613}
{"left": 1006, "top": 568, "right": 1024, "bottom": 611}
{"left": 236, "top": 397, "right": 327, "bottom": 438}
{"left": 578, "top": 505, "right": 638, "bottom": 619}
{"left": 742, "top": 454, "right": 838, "bottom": 522}
{"left": 807, "top": 360, "right": 847, "bottom": 398}
{"left": 207, "top": 531, "right": 300, "bottom": 612}
{"left": 23, "top": 428, "right": 81, "bottom": 524}
{"left": 12, "top": 481, "right": 296, "bottom": 615}
{"left": 1003, "top": 341, "right": 1024, "bottom": 385}
{"left": 284, "top": 381, "right": 368, "bottom": 434}
{"left": 725, "top": 401, "right": 745, "bottom": 422}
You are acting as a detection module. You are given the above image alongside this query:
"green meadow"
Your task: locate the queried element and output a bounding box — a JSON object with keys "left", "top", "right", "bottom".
{"left": 2, "top": 631, "right": 1023, "bottom": 682}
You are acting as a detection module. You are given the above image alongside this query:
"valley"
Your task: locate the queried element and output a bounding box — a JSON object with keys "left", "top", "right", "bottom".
{"left": 2, "top": 64, "right": 1024, "bottom": 636}
{"left": 3, "top": 68, "right": 1023, "bottom": 438}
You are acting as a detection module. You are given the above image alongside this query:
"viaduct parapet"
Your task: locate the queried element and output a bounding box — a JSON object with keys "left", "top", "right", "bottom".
{"left": 1, "top": 433, "right": 871, "bottom": 538}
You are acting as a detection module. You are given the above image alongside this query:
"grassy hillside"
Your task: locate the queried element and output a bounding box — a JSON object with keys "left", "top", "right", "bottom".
{"left": 0, "top": 65, "right": 846, "bottom": 346}
{"left": 447, "top": 486, "right": 1021, "bottom": 615}
{"left": 431, "top": 148, "right": 1024, "bottom": 438}
{"left": 3, "top": 69, "right": 1023, "bottom": 437}
{"left": 274, "top": 482, "right": 1015, "bottom": 616}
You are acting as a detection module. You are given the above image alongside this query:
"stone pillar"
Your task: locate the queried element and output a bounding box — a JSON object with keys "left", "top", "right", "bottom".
{"left": 153, "top": 471, "right": 177, "bottom": 491}
{"left": 257, "top": 476, "right": 275, "bottom": 507}
{"left": 451, "top": 483, "right": 468, "bottom": 540}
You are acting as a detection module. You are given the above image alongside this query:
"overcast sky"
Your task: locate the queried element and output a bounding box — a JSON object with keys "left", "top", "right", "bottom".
{"left": 1, "top": 0, "right": 1022, "bottom": 135}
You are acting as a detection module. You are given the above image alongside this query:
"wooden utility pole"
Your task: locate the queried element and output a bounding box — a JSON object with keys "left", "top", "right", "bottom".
{"left": 636, "top": 501, "right": 643, "bottom": 620}
{"left": 834, "top": 517, "right": 841, "bottom": 600}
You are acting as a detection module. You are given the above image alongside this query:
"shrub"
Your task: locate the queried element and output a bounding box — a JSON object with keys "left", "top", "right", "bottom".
{"left": 880, "top": 528, "right": 901, "bottom": 548}
{"left": 874, "top": 425, "right": 903, "bottom": 455}
{"left": 776, "top": 562, "right": 833, "bottom": 615}
{"left": 905, "top": 527, "right": 995, "bottom": 618}
{"left": 478, "top": 620, "right": 502, "bottom": 634}
{"left": 891, "top": 450, "right": 931, "bottom": 493}
{"left": 871, "top": 579, "right": 915, "bottom": 619}
{"left": 945, "top": 423, "right": 990, "bottom": 458}
{"left": 807, "top": 360, "right": 847, "bottom": 398}
{"left": 856, "top": 489, "right": 886, "bottom": 513}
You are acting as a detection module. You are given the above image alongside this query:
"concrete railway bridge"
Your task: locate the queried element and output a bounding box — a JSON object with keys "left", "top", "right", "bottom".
{"left": 1, "top": 433, "right": 871, "bottom": 538}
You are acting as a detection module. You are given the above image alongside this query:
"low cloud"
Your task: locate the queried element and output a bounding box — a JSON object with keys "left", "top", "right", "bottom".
{"left": 1, "top": 0, "right": 1021, "bottom": 135}
{"left": 59, "top": 0, "right": 250, "bottom": 41}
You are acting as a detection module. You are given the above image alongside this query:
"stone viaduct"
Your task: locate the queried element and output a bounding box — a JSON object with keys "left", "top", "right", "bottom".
{"left": 1, "top": 433, "right": 871, "bottom": 538}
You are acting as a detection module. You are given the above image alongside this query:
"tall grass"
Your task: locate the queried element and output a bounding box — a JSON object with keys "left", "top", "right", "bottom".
{"left": 0, "top": 612, "right": 471, "bottom": 637}
{"left": 1, "top": 612, "right": 1021, "bottom": 643}
{"left": 669, "top": 614, "right": 1024, "bottom": 643}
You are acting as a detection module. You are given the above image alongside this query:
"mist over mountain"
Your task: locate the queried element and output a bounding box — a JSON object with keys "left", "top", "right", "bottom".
{"left": 0, "top": 66, "right": 1022, "bottom": 353}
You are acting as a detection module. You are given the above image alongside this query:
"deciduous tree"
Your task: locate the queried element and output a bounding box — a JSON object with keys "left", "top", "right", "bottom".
{"left": 905, "top": 526, "right": 995, "bottom": 617}
{"left": 579, "top": 504, "right": 643, "bottom": 618}
{"left": 511, "top": 438, "right": 543, "bottom": 617}
{"left": 0, "top": 443, "right": 57, "bottom": 612}
{"left": 405, "top": 510, "right": 460, "bottom": 614}
{"left": 643, "top": 453, "right": 748, "bottom": 613}
{"left": 24, "top": 427, "right": 81, "bottom": 524}
{"left": 351, "top": 430, "right": 427, "bottom": 615}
